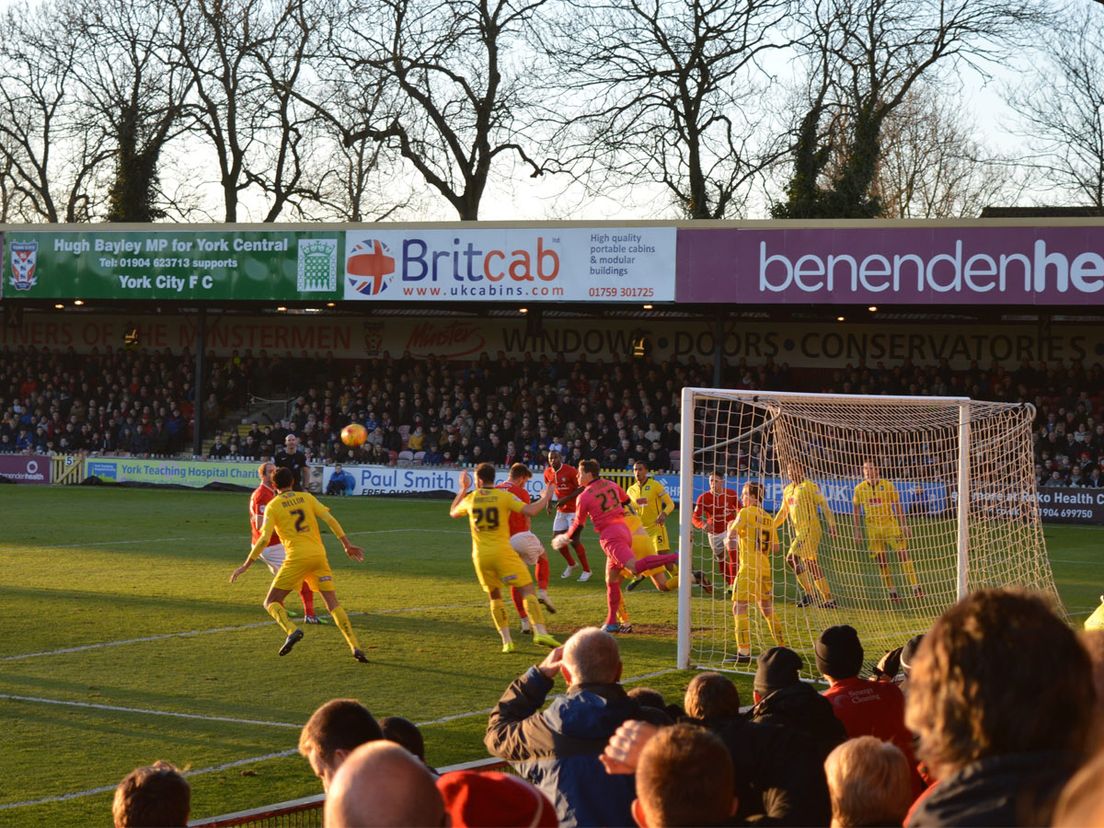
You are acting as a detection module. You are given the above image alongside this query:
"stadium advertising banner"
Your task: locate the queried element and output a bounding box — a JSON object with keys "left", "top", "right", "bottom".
{"left": 322, "top": 464, "right": 548, "bottom": 497}
{"left": 678, "top": 225, "right": 1104, "bottom": 305}
{"left": 3, "top": 229, "right": 341, "bottom": 301}
{"left": 342, "top": 227, "right": 675, "bottom": 302}
{"left": 1035, "top": 487, "right": 1104, "bottom": 525}
{"left": 0, "top": 454, "right": 50, "bottom": 484}
{"left": 4, "top": 312, "right": 1100, "bottom": 369}
{"left": 85, "top": 457, "right": 259, "bottom": 488}
{"left": 2, "top": 226, "right": 676, "bottom": 303}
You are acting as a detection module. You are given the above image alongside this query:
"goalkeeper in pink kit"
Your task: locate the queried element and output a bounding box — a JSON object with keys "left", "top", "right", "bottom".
{"left": 553, "top": 459, "right": 679, "bottom": 632}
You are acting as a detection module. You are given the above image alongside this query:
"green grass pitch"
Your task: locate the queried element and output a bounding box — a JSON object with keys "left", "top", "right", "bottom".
{"left": 1, "top": 486, "right": 1101, "bottom": 825}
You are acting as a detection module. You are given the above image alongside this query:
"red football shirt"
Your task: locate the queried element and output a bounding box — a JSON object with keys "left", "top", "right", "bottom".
{"left": 249, "top": 483, "right": 279, "bottom": 547}
{"left": 543, "top": 463, "right": 580, "bottom": 513}
{"left": 496, "top": 480, "right": 531, "bottom": 535}
{"left": 693, "top": 489, "right": 743, "bottom": 534}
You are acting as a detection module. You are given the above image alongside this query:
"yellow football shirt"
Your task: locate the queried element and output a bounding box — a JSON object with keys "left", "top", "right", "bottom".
{"left": 249, "top": 490, "right": 344, "bottom": 562}
{"left": 455, "top": 487, "right": 526, "bottom": 559}
{"left": 777, "top": 479, "right": 836, "bottom": 536}
{"left": 853, "top": 479, "right": 901, "bottom": 530}
{"left": 729, "top": 504, "right": 777, "bottom": 572}
{"left": 626, "top": 479, "right": 674, "bottom": 530}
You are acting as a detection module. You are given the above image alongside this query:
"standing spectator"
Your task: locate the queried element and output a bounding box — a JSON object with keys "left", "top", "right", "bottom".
{"left": 324, "top": 741, "right": 444, "bottom": 828}
{"left": 905, "top": 590, "right": 1095, "bottom": 827}
{"left": 298, "top": 698, "right": 383, "bottom": 791}
{"left": 112, "top": 761, "right": 190, "bottom": 828}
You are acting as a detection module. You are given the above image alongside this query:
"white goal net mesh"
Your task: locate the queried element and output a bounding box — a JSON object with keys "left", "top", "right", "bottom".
{"left": 678, "top": 389, "right": 1061, "bottom": 679}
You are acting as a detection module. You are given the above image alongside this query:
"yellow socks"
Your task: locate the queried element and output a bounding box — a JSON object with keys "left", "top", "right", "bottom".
{"left": 796, "top": 569, "right": 815, "bottom": 596}
{"left": 879, "top": 566, "right": 896, "bottom": 592}
{"left": 266, "top": 602, "right": 296, "bottom": 636}
{"left": 735, "top": 610, "right": 750, "bottom": 652}
{"left": 902, "top": 559, "right": 919, "bottom": 587}
{"left": 815, "top": 576, "right": 833, "bottom": 602}
{"left": 330, "top": 606, "right": 361, "bottom": 652}
{"left": 522, "top": 594, "right": 546, "bottom": 630}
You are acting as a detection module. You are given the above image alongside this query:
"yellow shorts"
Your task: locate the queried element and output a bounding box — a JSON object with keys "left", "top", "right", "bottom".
{"left": 473, "top": 550, "right": 533, "bottom": 593}
{"left": 632, "top": 528, "right": 666, "bottom": 578}
{"left": 647, "top": 524, "right": 670, "bottom": 553}
{"left": 272, "top": 555, "right": 335, "bottom": 593}
{"left": 867, "top": 527, "right": 904, "bottom": 556}
{"left": 788, "top": 531, "right": 822, "bottom": 561}
{"left": 733, "top": 561, "right": 773, "bottom": 603}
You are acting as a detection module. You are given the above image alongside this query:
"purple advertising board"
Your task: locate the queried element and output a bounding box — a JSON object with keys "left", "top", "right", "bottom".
{"left": 0, "top": 454, "right": 50, "bottom": 484}
{"left": 678, "top": 225, "right": 1104, "bottom": 305}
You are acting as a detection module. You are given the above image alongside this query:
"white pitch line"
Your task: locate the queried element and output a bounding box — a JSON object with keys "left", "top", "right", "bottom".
{"left": 0, "top": 694, "right": 302, "bottom": 729}
{"left": 0, "top": 749, "right": 299, "bottom": 812}
{"left": 29, "top": 526, "right": 460, "bottom": 551}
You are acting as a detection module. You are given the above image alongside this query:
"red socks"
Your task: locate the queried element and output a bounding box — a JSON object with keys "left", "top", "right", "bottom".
{"left": 573, "top": 541, "right": 591, "bottom": 573}
{"left": 511, "top": 586, "right": 528, "bottom": 619}
{"left": 536, "top": 556, "right": 550, "bottom": 590}
{"left": 634, "top": 553, "right": 679, "bottom": 574}
{"left": 605, "top": 580, "right": 622, "bottom": 627}
{"left": 299, "top": 583, "right": 315, "bottom": 616}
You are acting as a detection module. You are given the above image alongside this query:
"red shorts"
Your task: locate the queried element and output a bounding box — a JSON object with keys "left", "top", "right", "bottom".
{"left": 598, "top": 522, "right": 635, "bottom": 568}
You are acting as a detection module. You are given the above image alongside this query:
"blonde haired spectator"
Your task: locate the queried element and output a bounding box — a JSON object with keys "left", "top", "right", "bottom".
{"left": 824, "top": 737, "right": 912, "bottom": 828}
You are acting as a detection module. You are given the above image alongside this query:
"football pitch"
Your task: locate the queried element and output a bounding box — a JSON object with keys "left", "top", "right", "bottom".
{"left": 2, "top": 486, "right": 1102, "bottom": 826}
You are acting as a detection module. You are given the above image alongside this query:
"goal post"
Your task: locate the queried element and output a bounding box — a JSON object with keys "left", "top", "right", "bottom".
{"left": 677, "top": 387, "right": 1060, "bottom": 677}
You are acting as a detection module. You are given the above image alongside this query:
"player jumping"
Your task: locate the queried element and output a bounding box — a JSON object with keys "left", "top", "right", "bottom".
{"left": 544, "top": 450, "right": 592, "bottom": 581}
{"left": 852, "top": 460, "right": 923, "bottom": 602}
{"left": 496, "top": 463, "right": 557, "bottom": 634}
{"left": 249, "top": 462, "right": 319, "bottom": 623}
{"left": 451, "top": 463, "right": 560, "bottom": 653}
{"left": 230, "top": 467, "right": 368, "bottom": 663}
{"left": 774, "top": 461, "right": 837, "bottom": 608}
{"left": 552, "top": 460, "right": 679, "bottom": 633}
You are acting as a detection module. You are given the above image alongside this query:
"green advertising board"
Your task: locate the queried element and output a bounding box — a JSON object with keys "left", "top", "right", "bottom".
{"left": 4, "top": 228, "right": 343, "bottom": 300}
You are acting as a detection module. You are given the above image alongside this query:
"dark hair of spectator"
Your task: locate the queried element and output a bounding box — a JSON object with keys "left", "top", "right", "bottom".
{"left": 380, "top": 716, "right": 426, "bottom": 762}
{"left": 684, "top": 672, "right": 741, "bottom": 721}
{"left": 627, "top": 687, "right": 666, "bottom": 711}
{"left": 298, "top": 699, "right": 383, "bottom": 766}
{"left": 906, "top": 589, "right": 1095, "bottom": 779}
{"left": 112, "top": 761, "right": 190, "bottom": 828}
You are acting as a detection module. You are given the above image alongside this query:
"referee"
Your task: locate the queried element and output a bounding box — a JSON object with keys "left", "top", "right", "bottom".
{"left": 275, "top": 433, "right": 310, "bottom": 492}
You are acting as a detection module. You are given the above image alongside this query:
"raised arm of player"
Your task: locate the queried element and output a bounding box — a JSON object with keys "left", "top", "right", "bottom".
{"left": 231, "top": 511, "right": 275, "bottom": 582}
{"left": 521, "top": 485, "right": 553, "bottom": 516}
{"left": 449, "top": 470, "right": 473, "bottom": 519}
{"left": 773, "top": 496, "right": 789, "bottom": 530}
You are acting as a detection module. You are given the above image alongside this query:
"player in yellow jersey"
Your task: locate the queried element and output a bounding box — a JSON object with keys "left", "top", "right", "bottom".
{"left": 723, "top": 482, "right": 785, "bottom": 664}
{"left": 450, "top": 462, "right": 561, "bottom": 653}
{"left": 230, "top": 467, "right": 368, "bottom": 662}
{"left": 852, "top": 459, "right": 922, "bottom": 602}
{"left": 774, "top": 462, "right": 837, "bottom": 608}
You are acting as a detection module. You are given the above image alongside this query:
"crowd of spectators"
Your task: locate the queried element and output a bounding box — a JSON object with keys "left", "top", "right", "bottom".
{"left": 2, "top": 343, "right": 1101, "bottom": 488}
{"left": 112, "top": 588, "right": 1104, "bottom": 827}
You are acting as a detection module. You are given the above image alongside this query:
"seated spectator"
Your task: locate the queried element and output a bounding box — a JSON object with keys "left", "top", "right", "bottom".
{"left": 485, "top": 627, "right": 664, "bottom": 828}
{"left": 632, "top": 723, "right": 738, "bottom": 827}
{"left": 112, "top": 761, "right": 190, "bottom": 828}
{"left": 437, "top": 769, "right": 557, "bottom": 828}
{"left": 326, "top": 463, "right": 355, "bottom": 496}
{"left": 324, "top": 741, "right": 444, "bottom": 828}
{"left": 825, "top": 736, "right": 913, "bottom": 828}
{"left": 683, "top": 671, "right": 831, "bottom": 826}
{"left": 750, "top": 646, "right": 847, "bottom": 761}
{"left": 380, "top": 715, "right": 433, "bottom": 772}
{"left": 905, "top": 589, "right": 1095, "bottom": 827}
{"left": 818, "top": 625, "right": 921, "bottom": 789}
{"left": 298, "top": 698, "right": 383, "bottom": 791}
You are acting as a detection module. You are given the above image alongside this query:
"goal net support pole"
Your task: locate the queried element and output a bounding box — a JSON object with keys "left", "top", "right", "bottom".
{"left": 676, "top": 388, "right": 1059, "bottom": 677}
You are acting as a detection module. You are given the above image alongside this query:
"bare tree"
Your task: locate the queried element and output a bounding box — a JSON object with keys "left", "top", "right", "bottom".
{"left": 0, "top": 3, "right": 112, "bottom": 221}
{"left": 1007, "top": 6, "right": 1104, "bottom": 208}
{"left": 773, "top": 0, "right": 1049, "bottom": 218}
{"left": 335, "top": 0, "right": 550, "bottom": 221}
{"left": 546, "top": 0, "right": 793, "bottom": 220}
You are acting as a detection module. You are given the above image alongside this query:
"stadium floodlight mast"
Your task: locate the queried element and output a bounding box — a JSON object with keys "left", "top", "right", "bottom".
{"left": 676, "top": 388, "right": 1062, "bottom": 677}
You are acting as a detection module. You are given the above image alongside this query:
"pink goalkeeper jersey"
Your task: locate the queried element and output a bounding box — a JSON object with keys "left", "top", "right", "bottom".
{"left": 571, "top": 479, "right": 630, "bottom": 536}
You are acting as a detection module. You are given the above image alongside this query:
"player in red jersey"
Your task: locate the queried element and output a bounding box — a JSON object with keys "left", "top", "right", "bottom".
{"left": 543, "top": 450, "right": 592, "bottom": 581}
{"left": 497, "top": 463, "right": 556, "bottom": 634}
{"left": 692, "top": 472, "right": 743, "bottom": 586}
{"left": 250, "top": 462, "right": 317, "bottom": 623}
{"left": 553, "top": 460, "right": 679, "bottom": 632}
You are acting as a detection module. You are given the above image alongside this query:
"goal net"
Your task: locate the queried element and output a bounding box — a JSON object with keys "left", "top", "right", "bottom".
{"left": 676, "top": 388, "right": 1061, "bottom": 678}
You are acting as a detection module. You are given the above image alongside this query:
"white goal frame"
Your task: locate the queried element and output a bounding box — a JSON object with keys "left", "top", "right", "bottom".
{"left": 676, "top": 387, "right": 1056, "bottom": 672}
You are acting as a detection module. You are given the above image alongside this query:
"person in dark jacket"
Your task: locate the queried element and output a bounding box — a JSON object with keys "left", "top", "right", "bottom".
{"left": 905, "top": 589, "right": 1096, "bottom": 827}
{"left": 682, "top": 672, "right": 831, "bottom": 827}
{"left": 485, "top": 626, "right": 664, "bottom": 828}
{"left": 749, "top": 646, "right": 847, "bottom": 763}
